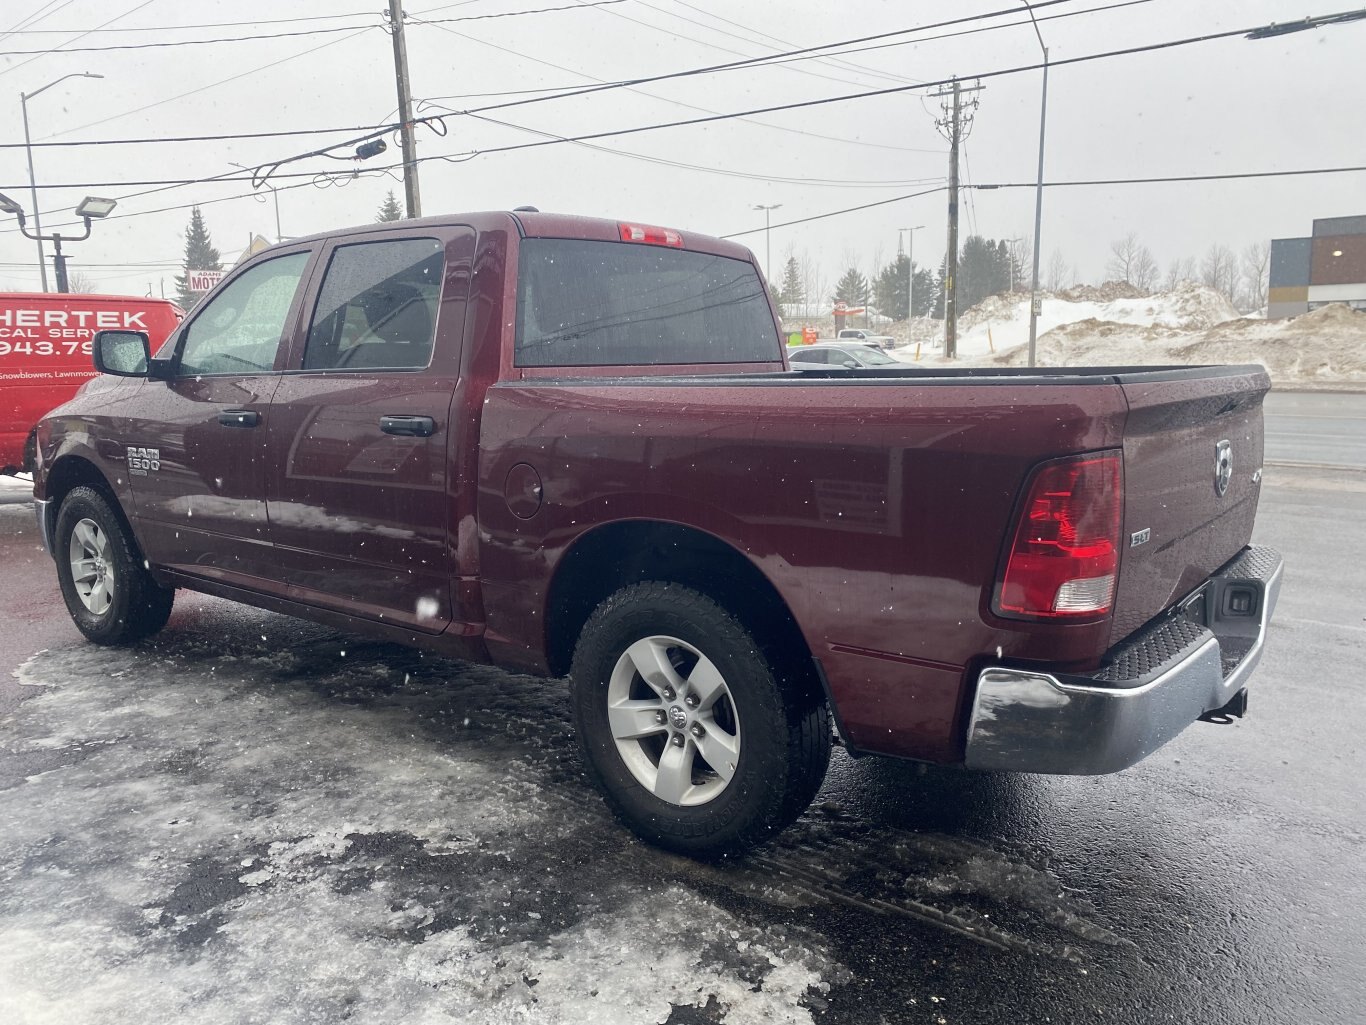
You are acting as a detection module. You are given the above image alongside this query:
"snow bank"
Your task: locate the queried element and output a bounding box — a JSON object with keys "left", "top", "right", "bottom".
{"left": 889, "top": 287, "right": 1366, "bottom": 389}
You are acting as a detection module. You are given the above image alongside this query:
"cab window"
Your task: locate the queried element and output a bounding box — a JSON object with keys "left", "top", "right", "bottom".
{"left": 177, "top": 253, "right": 310, "bottom": 376}
{"left": 302, "top": 238, "right": 443, "bottom": 371}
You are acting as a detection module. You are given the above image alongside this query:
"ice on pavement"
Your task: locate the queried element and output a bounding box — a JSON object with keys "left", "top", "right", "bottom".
{"left": 0, "top": 638, "right": 836, "bottom": 1025}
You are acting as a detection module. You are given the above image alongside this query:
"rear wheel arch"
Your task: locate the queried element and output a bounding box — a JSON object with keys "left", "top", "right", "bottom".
{"left": 544, "top": 520, "right": 819, "bottom": 698}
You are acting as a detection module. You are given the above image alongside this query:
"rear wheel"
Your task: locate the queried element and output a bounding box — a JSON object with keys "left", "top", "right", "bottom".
{"left": 571, "top": 582, "right": 830, "bottom": 858}
{"left": 54, "top": 486, "right": 173, "bottom": 645}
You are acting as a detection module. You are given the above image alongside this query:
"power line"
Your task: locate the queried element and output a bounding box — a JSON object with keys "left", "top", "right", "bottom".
{"left": 37, "top": 27, "right": 373, "bottom": 141}
{"left": 434, "top": 10, "right": 1366, "bottom": 164}
{"left": 464, "top": 110, "right": 946, "bottom": 187}
{"left": 456, "top": 0, "right": 1086, "bottom": 117}
{"left": 719, "top": 165, "right": 1366, "bottom": 239}
{"left": 418, "top": 23, "right": 942, "bottom": 156}
{"left": 9, "top": 10, "right": 1361, "bottom": 192}
{"left": 0, "top": 0, "right": 156, "bottom": 79}
{"left": 0, "top": 0, "right": 631, "bottom": 56}
{"left": 0, "top": 8, "right": 377, "bottom": 33}
{"left": 720, "top": 187, "right": 950, "bottom": 238}
{"left": 970, "top": 165, "right": 1366, "bottom": 189}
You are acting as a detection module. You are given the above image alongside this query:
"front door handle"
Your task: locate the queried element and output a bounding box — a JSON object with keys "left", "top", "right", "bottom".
{"left": 218, "top": 409, "right": 259, "bottom": 428}
{"left": 380, "top": 415, "right": 436, "bottom": 437}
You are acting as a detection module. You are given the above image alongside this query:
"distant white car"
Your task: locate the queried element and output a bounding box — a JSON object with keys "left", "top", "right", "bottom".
{"left": 787, "top": 343, "right": 902, "bottom": 370}
{"left": 836, "top": 328, "right": 896, "bottom": 349}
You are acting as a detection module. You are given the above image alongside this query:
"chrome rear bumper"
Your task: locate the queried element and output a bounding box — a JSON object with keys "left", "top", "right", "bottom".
{"left": 965, "top": 546, "right": 1283, "bottom": 775}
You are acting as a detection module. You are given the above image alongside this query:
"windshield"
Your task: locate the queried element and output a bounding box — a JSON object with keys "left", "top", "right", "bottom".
{"left": 515, "top": 238, "right": 780, "bottom": 367}
{"left": 856, "top": 347, "right": 898, "bottom": 365}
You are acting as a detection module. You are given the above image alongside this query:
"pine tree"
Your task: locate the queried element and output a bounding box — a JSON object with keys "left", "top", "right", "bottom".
{"left": 777, "top": 256, "right": 804, "bottom": 306}
{"left": 831, "top": 266, "right": 869, "bottom": 306}
{"left": 377, "top": 190, "right": 403, "bottom": 222}
{"left": 174, "top": 207, "right": 222, "bottom": 311}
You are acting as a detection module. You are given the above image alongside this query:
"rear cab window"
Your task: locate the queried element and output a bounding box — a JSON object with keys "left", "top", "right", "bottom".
{"left": 514, "top": 238, "right": 780, "bottom": 368}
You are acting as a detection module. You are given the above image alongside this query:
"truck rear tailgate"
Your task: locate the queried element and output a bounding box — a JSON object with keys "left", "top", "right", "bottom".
{"left": 1110, "top": 365, "right": 1270, "bottom": 646}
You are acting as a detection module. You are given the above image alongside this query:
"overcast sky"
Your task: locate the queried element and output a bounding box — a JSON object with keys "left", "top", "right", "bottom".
{"left": 0, "top": 0, "right": 1362, "bottom": 297}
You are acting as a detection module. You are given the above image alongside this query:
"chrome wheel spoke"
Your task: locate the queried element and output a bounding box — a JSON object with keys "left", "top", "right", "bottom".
{"left": 652, "top": 741, "right": 696, "bottom": 805}
{"left": 74, "top": 520, "right": 99, "bottom": 554}
{"left": 71, "top": 560, "right": 99, "bottom": 585}
{"left": 608, "top": 699, "right": 668, "bottom": 741}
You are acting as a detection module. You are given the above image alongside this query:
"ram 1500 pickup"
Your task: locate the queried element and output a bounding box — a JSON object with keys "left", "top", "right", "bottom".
{"left": 32, "top": 211, "right": 1283, "bottom": 857}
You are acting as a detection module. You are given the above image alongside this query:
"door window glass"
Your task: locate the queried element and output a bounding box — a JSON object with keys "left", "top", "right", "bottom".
{"left": 178, "top": 253, "right": 309, "bottom": 376}
{"left": 302, "top": 238, "right": 444, "bottom": 371}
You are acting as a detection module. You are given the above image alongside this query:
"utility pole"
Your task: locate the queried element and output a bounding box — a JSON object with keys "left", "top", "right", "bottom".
{"left": 931, "top": 78, "right": 982, "bottom": 358}
{"left": 387, "top": 0, "right": 421, "bottom": 218}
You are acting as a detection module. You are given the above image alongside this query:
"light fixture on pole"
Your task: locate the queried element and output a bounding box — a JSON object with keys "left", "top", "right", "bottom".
{"left": 1020, "top": 1, "right": 1047, "bottom": 368}
{"left": 752, "top": 203, "right": 782, "bottom": 283}
{"left": 21, "top": 72, "right": 104, "bottom": 293}
{"left": 0, "top": 190, "right": 117, "bottom": 293}
{"left": 898, "top": 225, "right": 925, "bottom": 343}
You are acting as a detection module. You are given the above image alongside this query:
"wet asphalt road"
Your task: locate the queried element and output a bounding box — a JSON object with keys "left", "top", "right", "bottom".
{"left": 1, "top": 395, "right": 1363, "bottom": 1024}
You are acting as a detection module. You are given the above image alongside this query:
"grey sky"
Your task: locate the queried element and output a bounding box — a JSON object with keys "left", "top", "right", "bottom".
{"left": 1, "top": 0, "right": 1362, "bottom": 297}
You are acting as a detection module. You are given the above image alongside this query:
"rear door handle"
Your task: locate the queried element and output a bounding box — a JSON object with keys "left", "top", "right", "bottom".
{"left": 218, "top": 409, "right": 259, "bottom": 428}
{"left": 380, "top": 415, "right": 436, "bottom": 437}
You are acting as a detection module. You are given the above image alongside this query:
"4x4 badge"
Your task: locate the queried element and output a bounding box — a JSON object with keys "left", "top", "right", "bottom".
{"left": 1215, "top": 440, "right": 1233, "bottom": 497}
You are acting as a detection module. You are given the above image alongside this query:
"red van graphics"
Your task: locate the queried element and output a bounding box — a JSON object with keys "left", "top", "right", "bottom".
{"left": 1, "top": 293, "right": 182, "bottom": 473}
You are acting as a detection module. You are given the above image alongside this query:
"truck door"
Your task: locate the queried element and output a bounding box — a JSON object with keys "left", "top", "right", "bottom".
{"left": 126, "top": 249, "right": 315, "bottom": 585}
{"left": 262, "top": 228, "right": 474, "bottom": 634}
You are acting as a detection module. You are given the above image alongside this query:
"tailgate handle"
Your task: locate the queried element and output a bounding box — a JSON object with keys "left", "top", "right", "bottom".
{"left": 218, "top": 409, "right": 259, "bottom": 428}
{"left": 380, "top": 415, "right": 436, "bottom": 437}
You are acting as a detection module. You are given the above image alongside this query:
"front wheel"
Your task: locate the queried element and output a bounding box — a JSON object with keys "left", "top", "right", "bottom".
{"left": 571, "top": 582, "right": 830, "bottom": 858}
{"left": 54, "top": 486, "right": 174, "bottom": 645}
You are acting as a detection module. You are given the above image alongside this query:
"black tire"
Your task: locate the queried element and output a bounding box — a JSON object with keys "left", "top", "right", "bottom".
{"left": 54, "top": 485, "right": 174, "bottom": 645}
{"left": 571, "top": 582, "right": 830, "bottom": 858}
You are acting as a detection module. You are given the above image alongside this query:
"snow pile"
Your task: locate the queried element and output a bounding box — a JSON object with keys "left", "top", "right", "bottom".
{"left": 941, "top": 283, "right": 1242, "bottom": 359}
{"left": 985, "top": 303, "right": 1366, "bottom": 388}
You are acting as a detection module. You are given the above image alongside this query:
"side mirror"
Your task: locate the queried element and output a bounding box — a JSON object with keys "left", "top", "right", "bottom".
{"left": 842, "top": 359, "right": 859, "bottom": 369}
{"left": 92, "top": 330, "right": 150, "bottom": 377}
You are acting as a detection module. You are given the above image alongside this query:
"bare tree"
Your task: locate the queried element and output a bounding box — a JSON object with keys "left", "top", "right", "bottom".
{"left": 1241, "top": 241, "right": 1270, "bottom": 312}
{"left": 1106, "top": 232, "right": 1157, "bottom": 291}
{"left": 1200, "top": 244, "right": 1238, "bottom": 303}
{"left": 1164, "top": 256, "right": 1196, "bottom": 291}
{"left": 1045, "top": 248, "right": 1070, "bottom": 291}
{"left": 1131, "top": 248, "right": 1159, "bottom": 292}
{"left": 67, "top": 271, "right": 99, "bottom": 293}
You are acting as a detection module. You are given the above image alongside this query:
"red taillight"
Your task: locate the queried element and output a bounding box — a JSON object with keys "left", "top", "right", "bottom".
{"left": 618, "top": 222, "right": 684, "bottom": 247}
{"left": 996, "top": 452, "right": 1122, "bottom": 619}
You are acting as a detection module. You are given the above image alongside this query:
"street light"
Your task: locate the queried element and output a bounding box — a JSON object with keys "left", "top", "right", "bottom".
{"left": 1020, "top": 1, "right": 1047, "bottom": 368}
{"left": 0, "top": 190, "right": 118, "bottom": 293}
{"left": 751, "top": 203, "right": 782, "bottom": 283}
{"left": 21, "top": 71, "right": 105, "bottom": 293}
{"left": 898, "top": 225, "right": 925, "bottom": 346}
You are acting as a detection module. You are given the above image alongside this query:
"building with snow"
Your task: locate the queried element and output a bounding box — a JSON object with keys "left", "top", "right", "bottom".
{"left": 1269, "top": 214, "right": 1366, "bottom": 319}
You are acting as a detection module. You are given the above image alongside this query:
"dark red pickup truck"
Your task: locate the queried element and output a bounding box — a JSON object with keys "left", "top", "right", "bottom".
{"left": 32, "top": 210, "right": 1282, "bottom": 856}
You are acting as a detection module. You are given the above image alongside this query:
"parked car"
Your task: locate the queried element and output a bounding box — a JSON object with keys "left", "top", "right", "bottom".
{"left": 0, "top": 292, "right": 182, "bottom": 474}
{"left": 836, "top": 328, "right": 896, "bottom": 348}
{"left": 787, "top": 342, "right": 901, "bottom": 369}
{"left": 32, "top": 210, "right": 1282, "bottom": 858}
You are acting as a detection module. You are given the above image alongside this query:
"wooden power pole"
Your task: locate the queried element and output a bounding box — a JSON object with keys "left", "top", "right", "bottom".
{"left": 932, "top": 78, "right": 982, "bottom": 358}
{"left": 388, "top": 0, "right": 422, "bottom": 218}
